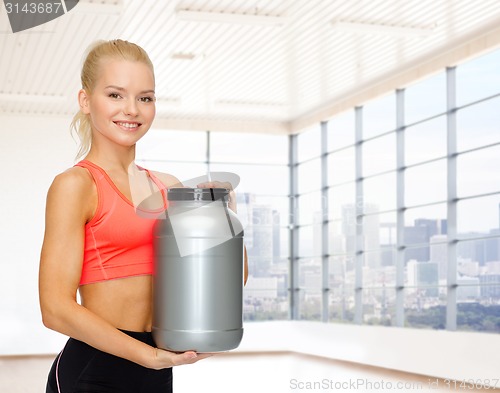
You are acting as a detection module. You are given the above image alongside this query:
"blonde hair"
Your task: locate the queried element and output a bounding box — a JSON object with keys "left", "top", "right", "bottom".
{"left": 71, "top": 39, "right": 155, "bottom": 160}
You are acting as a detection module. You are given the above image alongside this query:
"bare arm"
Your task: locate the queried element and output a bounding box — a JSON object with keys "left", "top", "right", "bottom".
{"left": 38, "top": 168, "right": 209, "bottom": 369}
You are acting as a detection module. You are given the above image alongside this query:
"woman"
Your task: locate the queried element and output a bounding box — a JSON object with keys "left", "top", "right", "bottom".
{"left": 39, "top": 39, "right": 247, "bottom": 393}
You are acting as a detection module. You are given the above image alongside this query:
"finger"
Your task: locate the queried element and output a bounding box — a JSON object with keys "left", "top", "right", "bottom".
{"left": 196, "top": 182, "right": 214, "bottom": 188}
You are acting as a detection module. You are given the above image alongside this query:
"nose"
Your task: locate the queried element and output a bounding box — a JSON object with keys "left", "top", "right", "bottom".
{"left": 124, "top": 98, "right": 139, "bottom": 116}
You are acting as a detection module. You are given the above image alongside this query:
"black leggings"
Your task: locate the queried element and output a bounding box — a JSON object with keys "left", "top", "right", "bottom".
{"left": 46, "top": 330, "right": 172, "bottom": 393}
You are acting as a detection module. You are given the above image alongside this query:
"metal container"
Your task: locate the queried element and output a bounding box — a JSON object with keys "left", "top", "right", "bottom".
{"left": 152, "top": 187, "right": 244, "bottom": 353}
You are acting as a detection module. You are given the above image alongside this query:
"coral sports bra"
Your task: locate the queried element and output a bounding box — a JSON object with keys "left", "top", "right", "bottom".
{"left": 75, "top": 160, "right": 167, "bottom": 285}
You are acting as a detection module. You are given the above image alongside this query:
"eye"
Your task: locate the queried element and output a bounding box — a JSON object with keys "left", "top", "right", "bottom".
{"left": 139, "top": 96, "right": 155, "bottom": 103}
{"left": 108, "top": 92, "right": 122, "bottom": 99}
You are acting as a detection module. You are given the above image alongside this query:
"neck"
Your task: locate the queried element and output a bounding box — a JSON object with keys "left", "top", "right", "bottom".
{"left": 84, "top": 144, "right": 137, "bottom": 173}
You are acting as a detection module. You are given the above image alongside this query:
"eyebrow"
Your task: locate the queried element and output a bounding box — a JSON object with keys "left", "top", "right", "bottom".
{"left": 104, "top": 85, "right": 155, "bottom": 94}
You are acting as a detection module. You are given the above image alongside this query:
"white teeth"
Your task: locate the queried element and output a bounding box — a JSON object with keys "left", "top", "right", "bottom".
{"left": 116, "top": 122, "right": 139, "bottom": 129}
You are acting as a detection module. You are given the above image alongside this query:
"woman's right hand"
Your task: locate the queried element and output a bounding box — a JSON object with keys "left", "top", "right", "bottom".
{"left": 147, "top": 347, "right": 215, "bottom": 370}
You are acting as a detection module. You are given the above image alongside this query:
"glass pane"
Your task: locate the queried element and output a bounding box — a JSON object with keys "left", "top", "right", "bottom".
{"left": 328, "top": 220, "right": 348, "bottom": 254}
{"left": 404, "top": 205, "right": 447, "bottom": 247}
{"left": 457, "top": 145, "right": 500, "bottom": 198}
{"left": 329, "top": 255, "right": 356, "bottom": 323}
{"left": 363, "top": 172, "right": 396, "bottom": 212}
{"left": 406, "top": 259, "right": 440, "bottom": 290}
{"left": 331, "top": 204, "right": 358, "bottom": 255}
{"left": 296, "top": 191, "right": 323, "bottom": 226}
{"left": 363, "top": 211, "right": 397, "bottom": 250}
{"left": 299, "top": 258, "right": 322, "bottom": 321}
{"left": 405, "top": 116, "right": 447, "bottom": 166}
{"left": 298, "top": 158, "right": 321, "bottom": 193}
{"left": 297, "top": 225, "right": 322, "bottom": 257}
{"left": 329, "top": 286, "right": 355, "bottom": 323}
{"left": 247, "top": 224, "right": 282, "bottom": 260}
{"left": 362, "top": 93, "right": 396, "bottom": 139}
{"left": 245, "top": 244, "right": 273, "bottom": 275}
{"left": 363, "top": 288, "right": 396, "bottom": 326}
{"left": 457, "top": 298, "right": 500, "bottom": 333}
{"left": 405, "top": 72, "right": 446, "bottom": 125}
{"left": 329, "top": 255, "right": 356, "bottom": 286}
{"left": 328, "top": 182, "right": 355, "bottom": 221}
{"left": 463, "top": 261, "right": 500, "bottom": 333}
{"left": 327, "top": 109, "right": 355, "bottom": 151}
{"left": 210, "top": 163, "right": 288, "bottom": 195}
{"left": 456, "top": 96, "right": 500, "bottom": 152}
{"left": 244, "top": 260, "right": 289, "bottom": 321}
{"left": 243, "top": 195, "right": 290, "bottom": 228}
{"left": 210, "top": 132, "right": 288, "bottom": 164}
{"left": 327, "top": 147, "right": 355, "bottom": 185}
{"left": 363, "top": 251, "right": 396, "bottom": 286}
{"left": 362, "top": 212, "right": 385, "bottom": 252}
{"left": 362, "top": 132, "right": 396, "bottom": 177}
{"left": 405, "top": 288, "right": 446, "bottom": 330}
{"left": 430, "top": 236, "right": 448, "bottom": 282}
{"left": 457, "top": 238, "right": 500, "bottom": 271}
{"left": 457, "top": 194, "right": 500, "bottom": 236}
{"left": 457, "top": 48, "right": 500, "bottom": 106}
{"left": 405, "top": 160, "right": 447, "bottom": 207}
{"left": 297, "top": 126, "right": 321, "bottom": 162}
{"left": 405, "top": 245, "right": 432, "bottom": 266}
{"left": 137, "top": 129, "right": 206, "bottom": 162}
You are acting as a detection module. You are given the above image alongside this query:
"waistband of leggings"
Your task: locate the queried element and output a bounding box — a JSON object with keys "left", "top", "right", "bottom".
{"left": 119, "top": 329, "right": 155, "bottom": 345}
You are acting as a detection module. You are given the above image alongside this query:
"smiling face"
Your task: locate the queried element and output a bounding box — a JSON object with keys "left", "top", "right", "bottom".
{"left": 79, "top": 59, "right": 156, "bottom": 151}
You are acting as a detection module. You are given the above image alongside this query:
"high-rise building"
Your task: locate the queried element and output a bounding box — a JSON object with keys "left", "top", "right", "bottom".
{"left": 405, "top": 219, "right": 447, "bottom": 263}
{"left": 485, "top": 229, "right": 500, "bottom": 263}
{"left": 430, "top": 235, "right": 448, "bottom": 280}
{"left": 457, "top": 276, "right": 480, "bottom": 301}
{"left": 480, "top": 273, "right": 500, "bottom": 298}
{"left": 363, "top": 204, "right": 381, "bottom": 268}
{"left": 341, "top": 204, "right": 357, "bottom": 256}
{"left": 249, "top": 203, "right": 274, "bottom": 277}
{"left": 407, "top": 260, "right": 439, "bottom": 297}
{"left": 342, "top": 203, "right": 381, "bottom": 267}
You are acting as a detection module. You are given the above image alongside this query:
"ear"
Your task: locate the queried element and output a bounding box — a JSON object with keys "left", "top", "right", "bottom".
{"left": 78, "top": 89, "right": 91, "bottom": 115}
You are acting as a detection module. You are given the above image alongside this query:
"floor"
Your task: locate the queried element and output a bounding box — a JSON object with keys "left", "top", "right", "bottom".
{"left": 1, "top": 351, "right": 498, "bottom": 393}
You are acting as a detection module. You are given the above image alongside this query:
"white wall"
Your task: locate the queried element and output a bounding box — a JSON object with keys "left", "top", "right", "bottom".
{"left": 0, "top": 114, "right": 75, "bottom": 355}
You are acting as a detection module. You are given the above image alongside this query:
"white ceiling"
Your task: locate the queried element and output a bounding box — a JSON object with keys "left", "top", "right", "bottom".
{"left": 1, "top": 0, "right": 500, "bottom": 134}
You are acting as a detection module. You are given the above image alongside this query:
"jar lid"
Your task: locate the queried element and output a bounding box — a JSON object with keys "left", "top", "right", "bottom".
{"left": 167, "top": 187, "right": 229, "bottom": 201}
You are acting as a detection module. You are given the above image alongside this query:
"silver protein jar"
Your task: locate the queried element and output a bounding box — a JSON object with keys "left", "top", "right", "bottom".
{"left": 152, "top": 187, "right": 244, "bottom": 353}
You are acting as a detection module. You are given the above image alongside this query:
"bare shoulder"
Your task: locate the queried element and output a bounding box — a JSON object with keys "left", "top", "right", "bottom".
{"left": 46, "top": 166, "right": 96, "bottom": 221}
{"left": 49, "top": 166, "right": 93, "bottom": 196}
{"left": 150, "top": 170, "right": 183, "bottom": 189}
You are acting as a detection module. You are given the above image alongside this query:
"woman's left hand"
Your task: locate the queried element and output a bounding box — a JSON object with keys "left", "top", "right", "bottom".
{"left": 197, "top": 181, "right": 237, "bottom": 213}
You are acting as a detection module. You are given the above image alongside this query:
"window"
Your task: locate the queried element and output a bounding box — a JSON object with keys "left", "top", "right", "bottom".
{"left": 327, "top": 110, "right": 355, "bottom": 151}
{"left": 457, "top": 144, "right": 500, "bottom": 198}
{"left": 456, "top": 96, "right": 500, "bottom": 153}
{"left": 456, "top": 49, "right": 500, "bottom": 106}
{"left": 296, "top": 46, "right": 500, "bottom": 333}
{"left": 361, "top": 132, "right": 396, "bottom": 177}
{"left": 362, "top": 93, "right": 396, "bottom": 139}
{"left": 405, "top": 116, "right": 447, "bottom": 166}
{"left": 327, "top": 147, "right": 355, "bottom": 185}
{"left": 405, "top": 160, "right": 447, "bottom": 207}
{"left": 405, "top": 72, "right": 446, "bottom": 124}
